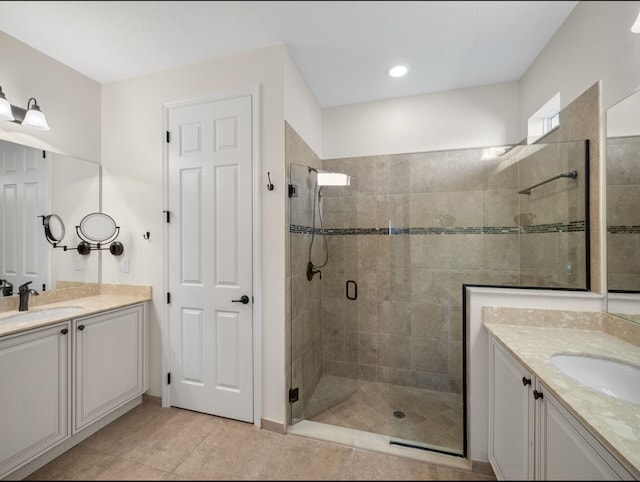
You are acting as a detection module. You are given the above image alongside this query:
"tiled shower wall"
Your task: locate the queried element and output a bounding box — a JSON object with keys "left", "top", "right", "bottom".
{"left": 607, "top": 135, "right": 640, "bottom": 291}
{"left": 317, "top": 141, "right": 587, "bottom": 395}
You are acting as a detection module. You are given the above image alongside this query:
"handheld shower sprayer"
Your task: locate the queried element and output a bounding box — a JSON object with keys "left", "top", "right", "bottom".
{"left": 307, "top": 166, "right": 328, "bottom": 281}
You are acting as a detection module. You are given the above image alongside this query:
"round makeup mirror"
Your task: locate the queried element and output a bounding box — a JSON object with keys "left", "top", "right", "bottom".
{"left": 43, "top": 214, "right": 65, "bottom": 244}
{"left": 78, "top": 213, "right": 118, "bottom": 243}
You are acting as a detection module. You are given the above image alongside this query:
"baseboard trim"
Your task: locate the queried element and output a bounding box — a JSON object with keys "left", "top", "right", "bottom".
{"left": 142, "top": 393, "right": 162, "bottom": 405}
{"left": 261, "top": 418, "right": 286, "bottom": 434}
{"left": 471, "top": 459, "right": 495, "bottom": 477}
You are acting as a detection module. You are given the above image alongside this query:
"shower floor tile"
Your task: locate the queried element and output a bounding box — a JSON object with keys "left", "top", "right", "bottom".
{"left": 306, "top": 375, "right": 464, "bottom": 455}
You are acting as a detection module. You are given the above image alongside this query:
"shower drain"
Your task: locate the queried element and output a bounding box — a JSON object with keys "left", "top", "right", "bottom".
{"left": 392, "top": 410, "right": 406, "bottom": 419}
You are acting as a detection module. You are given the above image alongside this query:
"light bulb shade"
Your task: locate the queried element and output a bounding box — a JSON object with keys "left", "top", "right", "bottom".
{"left": 22, "top": 105, "right": 50, "bottom": 130}
{"left": 633, "top": 11, "right": 640, "bottom": 33}
{"left": 387, "top": 65, "right": 408, "bottom": 78}
{"left": 316, "top": 172, "right": 351, "bottom": 186}
{"left": 0, "top": 96, "right": 14, "bottom": 122}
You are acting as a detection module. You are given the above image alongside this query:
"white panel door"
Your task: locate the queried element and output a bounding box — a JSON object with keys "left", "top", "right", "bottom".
{"left": 167, "top": 95, "right": 253, "bottom": 422}
{"left": 0, "top": 140, "right": 50, "bottom": 292}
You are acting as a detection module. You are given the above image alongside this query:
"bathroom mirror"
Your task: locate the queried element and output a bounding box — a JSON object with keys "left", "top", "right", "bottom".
{"left": 0, "top": 139, "right": 101, "bottom": 292}
{"left": 606, "top": 87, "right": 640, "bottom": 323}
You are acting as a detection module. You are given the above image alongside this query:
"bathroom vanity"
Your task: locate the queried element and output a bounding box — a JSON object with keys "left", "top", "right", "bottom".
{"left": 0, "top": 285, "right": 150, "bottom": 480}
{"left": 485, "top": 308, "right": 640, "bottom": 480}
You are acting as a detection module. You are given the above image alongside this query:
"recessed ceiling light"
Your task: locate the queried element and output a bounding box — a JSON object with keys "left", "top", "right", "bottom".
{"left": 387, "top": 65, "right": 408, "bottom": 78}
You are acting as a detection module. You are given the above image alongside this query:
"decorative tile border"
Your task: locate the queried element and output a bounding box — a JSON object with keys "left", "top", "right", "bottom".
{"left": 608, "top": 225, "right": 640, "bottom": 234}
{"left": 290, "top": 221, "right": 585, "bottom": 235}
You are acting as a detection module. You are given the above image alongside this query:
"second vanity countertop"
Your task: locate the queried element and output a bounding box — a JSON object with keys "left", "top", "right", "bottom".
{"left": 0, "top": 289, "right": 151, "bottom": 338}
{"left": 484, "top": 313, "right": 640, "bottom": 478}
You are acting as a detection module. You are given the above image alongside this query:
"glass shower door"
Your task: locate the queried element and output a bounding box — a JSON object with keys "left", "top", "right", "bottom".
{"left": 289, "top": 162, "right": 359, "bottom": 424}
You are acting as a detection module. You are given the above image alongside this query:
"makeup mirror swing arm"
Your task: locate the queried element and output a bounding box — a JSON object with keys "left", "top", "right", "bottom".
{"left": 39, "top": 214, "right": 124, "bottom": 256}
{"left": 75, "top": 225, "right": 124, "bottom": 256}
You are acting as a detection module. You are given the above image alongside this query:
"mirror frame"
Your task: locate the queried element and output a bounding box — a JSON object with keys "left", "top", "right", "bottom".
{"left": 43, "top": 214, "right": 65, "bottom": 244}
{"left": 78, "top": 212, "right": 118, "bottom": 243}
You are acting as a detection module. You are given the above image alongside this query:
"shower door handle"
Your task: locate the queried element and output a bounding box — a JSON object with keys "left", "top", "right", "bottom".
{"left": 232, "top": 295, "right": 250, "bottom": 304}
{"left": 346, "top": 280, "right": 357, "bottom": 300}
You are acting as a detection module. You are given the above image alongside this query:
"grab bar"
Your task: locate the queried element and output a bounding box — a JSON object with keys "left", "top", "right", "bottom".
{"left": 518, "top": 170, "right": 578, "bottom": 195}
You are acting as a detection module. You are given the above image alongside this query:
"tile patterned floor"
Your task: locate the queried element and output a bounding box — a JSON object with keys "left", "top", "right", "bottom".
{"left": 25, "top": 401, "right": 494, "bottom": 481}
{"left": 307, "top": 376, "right": 464, "bottom": 454}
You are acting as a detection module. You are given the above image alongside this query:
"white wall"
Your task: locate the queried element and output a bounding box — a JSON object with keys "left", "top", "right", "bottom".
{"left": 0, "top": 32, "right": 101, "bottom": 163}
{"left": 519, "top": 1, "right": 640, "bottom": 126}
{"left": 284, "top": 53, "right": 323, "bottom": 157}
{"left": 100, "top": 45, "right": 288, "bottom": 425}
{"left": 321, "top": 81, "right": 520, "bottom": 159}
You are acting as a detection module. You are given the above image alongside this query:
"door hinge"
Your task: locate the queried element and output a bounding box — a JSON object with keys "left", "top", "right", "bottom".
{"left": 166, "top": 131, "right": 170, "bottom": 143}
{"left": 167, "top": 373, "right": 171, "bottom": 385}
{"left": 167, "top": 292, "right": 171, "bottom": 304}
{"left": 42, "top": 150, "right": 46, "bottom": 159}
{"left": 163, "top": 210, "right": 170, "bottom": 223}
{"left": 288, "top": 387, "right": 299, "bottom": 403}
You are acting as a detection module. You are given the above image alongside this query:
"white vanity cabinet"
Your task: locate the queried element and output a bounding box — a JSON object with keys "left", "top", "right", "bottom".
{"left": 488, "top": 335, "right": 535, "bottom": 480}
{"left": 0, "top": 301, "right": 148, "bottom": 480}
{"left": 489, "top": 335, "right": 635, "bottom": 481}
{"left": 0, "top": 322, "right": 71, "bottom": 479}
{"left": 73, "top": 304, "right": 145, "bottom": 432}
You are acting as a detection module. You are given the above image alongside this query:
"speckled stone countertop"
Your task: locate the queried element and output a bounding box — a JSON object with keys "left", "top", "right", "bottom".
{"left": 483, "top": 307, "right": 640, "bottom": 478}
{"left": 0, "top": 283, "right": 151, "bottom": 338}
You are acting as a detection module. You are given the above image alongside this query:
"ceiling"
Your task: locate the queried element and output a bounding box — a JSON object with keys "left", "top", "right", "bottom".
{"left": 0, "top": 0, "right": 578, "bottom": 108}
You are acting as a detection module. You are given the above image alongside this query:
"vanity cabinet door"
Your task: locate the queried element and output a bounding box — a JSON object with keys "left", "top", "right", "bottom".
{"left": 489, "top": 336, "right": 535, "bottom": 480}
{"left": 0, "top": 322, "right": 70, "bottom": 478}
{"left": 73, "top": 304, "right": 144, "bottom": 433}
{"left": 537, "top": 385, "right": 633, "bottom": 481}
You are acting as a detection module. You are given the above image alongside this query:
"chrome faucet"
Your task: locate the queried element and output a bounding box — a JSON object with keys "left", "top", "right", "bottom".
{"left": 18, "top": 281, "right": 39, "bottom": 311}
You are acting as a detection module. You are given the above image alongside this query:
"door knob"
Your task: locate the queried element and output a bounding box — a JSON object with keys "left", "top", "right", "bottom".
{"left": 232, "top": 295, "right": 250, "bottom": 304}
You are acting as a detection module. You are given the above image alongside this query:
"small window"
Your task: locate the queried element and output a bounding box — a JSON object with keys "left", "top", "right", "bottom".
{"left": 544, "top": 109, "right": 560, "bottom": 133}
{"left": 527, "top": 93, "right": 561, "bottom": 144}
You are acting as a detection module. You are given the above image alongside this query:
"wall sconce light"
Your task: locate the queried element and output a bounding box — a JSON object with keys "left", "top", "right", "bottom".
{"left": 0, "top": 86, "right": 50, "bottom": 130}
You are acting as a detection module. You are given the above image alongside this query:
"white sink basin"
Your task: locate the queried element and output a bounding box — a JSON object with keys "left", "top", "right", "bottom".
{"left": 551, "top": 354, "right": 640, "bottom": 404}
{"left": 0, "top": 306, "right": 84, "bottom": 324}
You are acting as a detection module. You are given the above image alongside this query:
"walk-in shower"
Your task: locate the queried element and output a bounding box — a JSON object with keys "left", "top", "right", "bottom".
{"left": 286, "top": 120, "right": 589, "bottom": 458}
